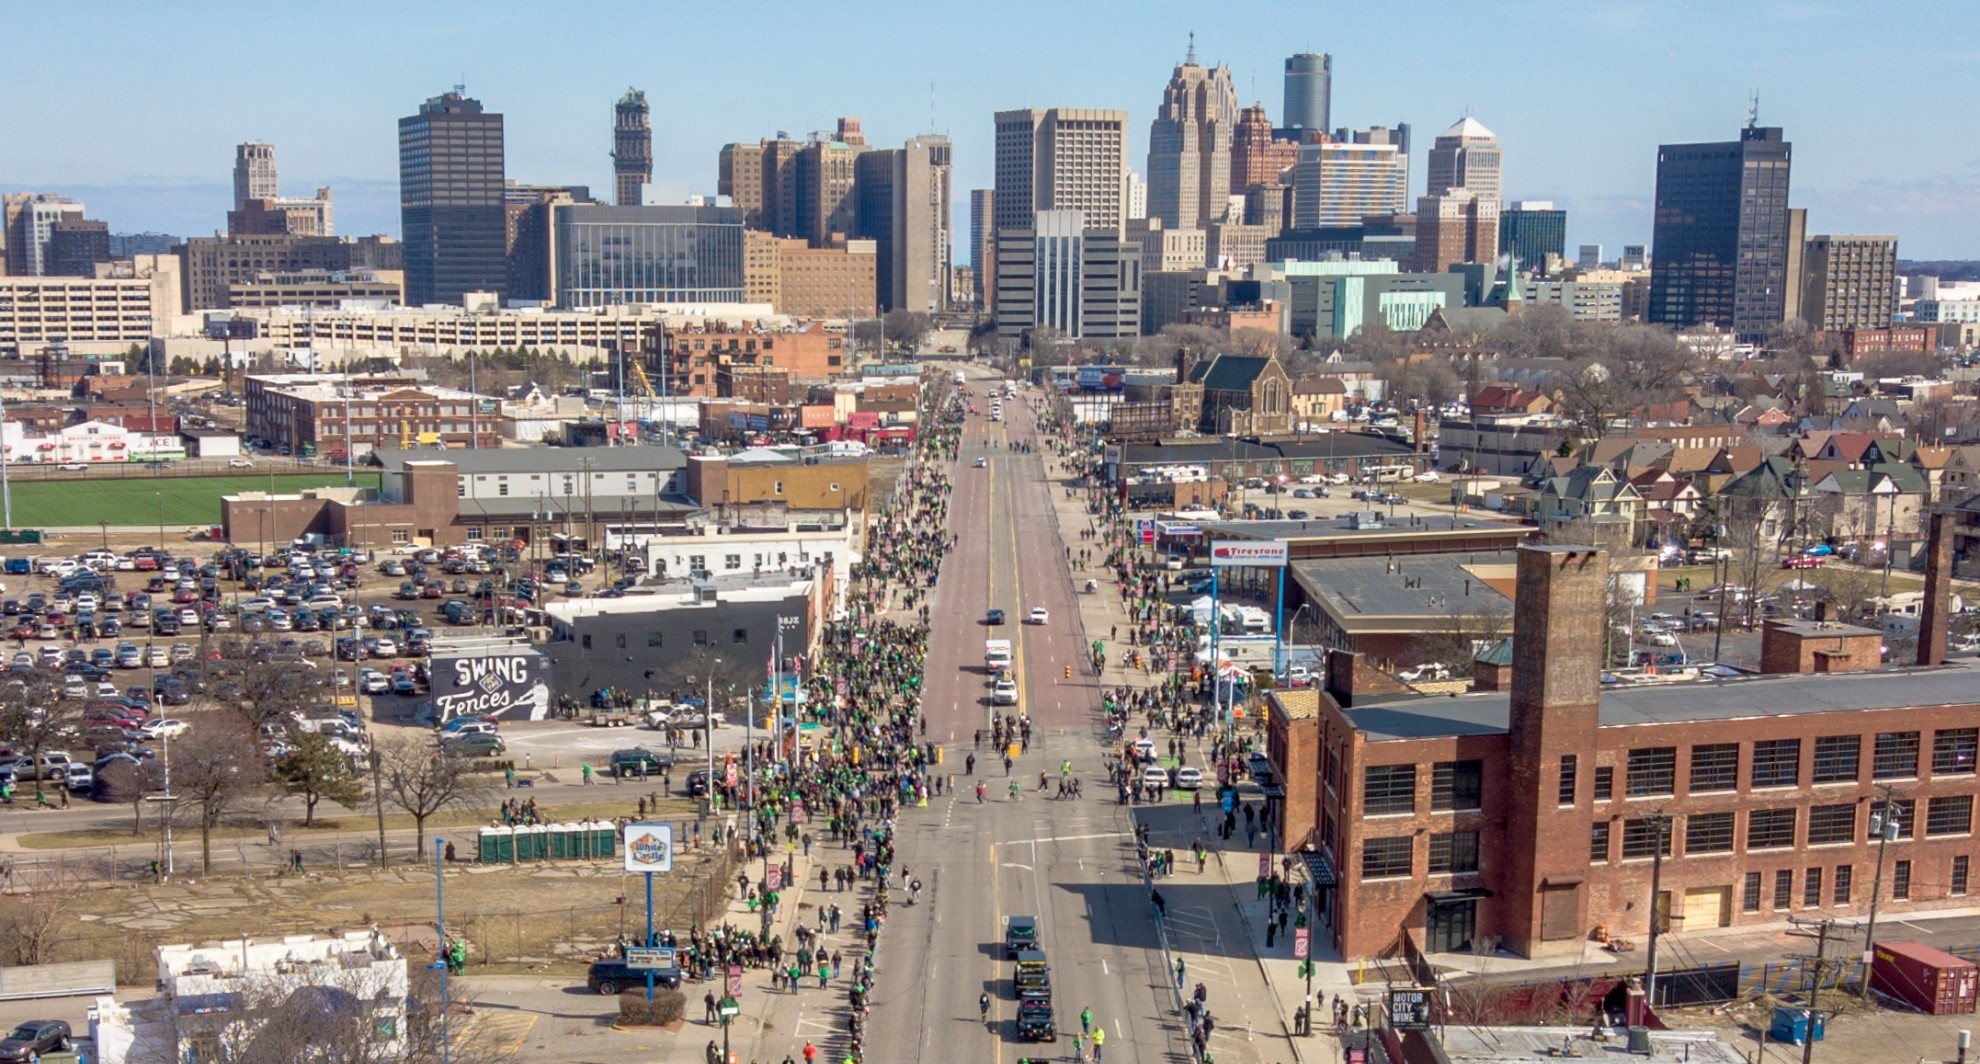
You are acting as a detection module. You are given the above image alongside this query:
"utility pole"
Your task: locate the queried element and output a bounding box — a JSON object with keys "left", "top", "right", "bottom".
{"left": 1643, "top": 810, "right": 1672, "bottom": 1006}
{"left": 1862, "top": 783, "right": 1905, "bottom": 1001}
{"left": 1786, "top": 916, "right": 1853, "bottom": 1064}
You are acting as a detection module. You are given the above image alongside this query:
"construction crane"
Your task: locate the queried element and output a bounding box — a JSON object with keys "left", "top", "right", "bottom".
{"left": 628, "top": 360, "right": 657, "bottom": 399}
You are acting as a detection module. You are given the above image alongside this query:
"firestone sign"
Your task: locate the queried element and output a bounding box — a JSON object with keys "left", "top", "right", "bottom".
{"left": 1209, "top": 540, "right": 1289, "bottom": 568}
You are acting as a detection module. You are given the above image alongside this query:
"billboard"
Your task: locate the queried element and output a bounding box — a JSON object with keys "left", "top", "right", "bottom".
{"left": 432, "top": 644, "right": 552, "bottom": 722}
{"left": 1209, "top": 540, "right": 1289, "bottom": 568}
{"left": 1075, "top": 365, "right": 1127, "bottom": 393}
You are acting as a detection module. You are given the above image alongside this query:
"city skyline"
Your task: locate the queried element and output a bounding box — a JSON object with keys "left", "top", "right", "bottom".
{"left": 3, "top": 0, "right": 1976, "bottom": 257}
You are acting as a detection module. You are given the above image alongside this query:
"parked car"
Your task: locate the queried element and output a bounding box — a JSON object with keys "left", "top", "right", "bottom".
{"left": 610, "top": 747, "right": 671, "bottom": 777}
{"left": 585, "top": 956, "right": 679, "bottom": 993}
{"left": 0, "top": 1020, "right": 72, "bottom": 1062}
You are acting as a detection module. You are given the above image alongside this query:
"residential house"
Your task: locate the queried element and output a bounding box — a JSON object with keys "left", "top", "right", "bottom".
{"left": 1807, "top": 463, "right": 1926, "bottom": 545}
{"left": 1290, "top": 376, "right": 1349, "bottom": 427}
{"left": 1533, "top": 465, "right": 1646, "bottom": 544}
{"left": 1471, "top": 384, "right": 1553, "bottom": 417}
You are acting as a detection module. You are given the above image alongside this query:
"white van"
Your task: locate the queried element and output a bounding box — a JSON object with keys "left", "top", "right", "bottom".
{"left": 985, "top": 639, "right": 1013, "bottom": 672}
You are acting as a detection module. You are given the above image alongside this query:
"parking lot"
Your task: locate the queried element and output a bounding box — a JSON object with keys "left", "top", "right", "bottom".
{"left": 0, "top": 529, "right": 753, "bottom": 807}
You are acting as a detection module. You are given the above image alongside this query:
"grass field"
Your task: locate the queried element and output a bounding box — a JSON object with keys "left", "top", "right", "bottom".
{"left": 8, "top": 472, "right": 381, "bottom": 528}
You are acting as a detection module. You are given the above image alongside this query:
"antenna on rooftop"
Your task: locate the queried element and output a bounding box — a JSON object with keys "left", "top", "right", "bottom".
{"left": 1747, "top": 92, "right": 1760, "bottom": 128}
{"left": 455, "top": 79, "right": 466, "bottom": 96}
{"left": 1186, "top": 31, "right": 1196, "bottom": 65}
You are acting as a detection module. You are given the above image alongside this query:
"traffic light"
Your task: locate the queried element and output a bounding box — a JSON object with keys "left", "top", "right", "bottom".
{"left": 1063, "top": 663, "right": 1072, "bottom": 679}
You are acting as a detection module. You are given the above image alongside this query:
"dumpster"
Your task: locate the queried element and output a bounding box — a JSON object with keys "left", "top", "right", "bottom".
{"left": 478, "top": 826, "right": 514, "bottom": 863}
{"left": 1768, "top": 1006, "right": 1826, "bottom": 1045}
{"left": 1871, "top": 940, "right": 1980, "bottom": 1015}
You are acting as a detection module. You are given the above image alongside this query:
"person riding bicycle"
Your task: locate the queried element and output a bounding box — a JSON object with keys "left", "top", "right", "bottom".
{"left": 980, "top": 992, "right": 991, "bottom": 1022}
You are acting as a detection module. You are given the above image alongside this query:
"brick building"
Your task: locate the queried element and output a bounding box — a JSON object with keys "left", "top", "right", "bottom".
{"left": 1268, "top": 523, "right": 1979, "bottom": 964}
{"left": 243, "top": 372, "right": 501, "bottom": 454}
{"left": 657, "top": 321, "right": 846, "bottom": 398}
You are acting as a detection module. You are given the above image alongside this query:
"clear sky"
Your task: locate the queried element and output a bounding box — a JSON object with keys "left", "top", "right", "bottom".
{"left": 4, "top": 0, "right": 1975, "bottom": 258}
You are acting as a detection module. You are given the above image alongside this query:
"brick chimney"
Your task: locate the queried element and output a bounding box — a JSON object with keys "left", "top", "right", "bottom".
{"left": 1503, "top": 545, "right": 1608, "bottom": 957}
{"left": 1918, "top": 510, "right": 1954, "bottom": 667}
{"left": 1413, "top": 408, "right": 1428, "bottom": 454}
{"left": 1175, "top": 348, "right": 1190, "bottom": 385}
{"left": 1323, "top": 647, "right": 1410, "bottom": 707}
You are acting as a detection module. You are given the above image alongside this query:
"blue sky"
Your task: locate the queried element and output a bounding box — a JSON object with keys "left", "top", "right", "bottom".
{"left": 4, "top": 0, "right": 1976, "bottom": 258}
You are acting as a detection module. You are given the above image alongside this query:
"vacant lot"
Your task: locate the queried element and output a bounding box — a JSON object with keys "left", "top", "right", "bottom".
{"left": 9, "top": 472, "right": 380, "bottom": 528}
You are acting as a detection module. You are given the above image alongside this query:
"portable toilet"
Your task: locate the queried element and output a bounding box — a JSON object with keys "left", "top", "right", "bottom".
{"left": 478, "top": 826, "right": 513, "bottom": 863}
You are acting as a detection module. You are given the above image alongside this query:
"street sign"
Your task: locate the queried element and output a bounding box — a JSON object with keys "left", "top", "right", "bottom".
{"left": 1294, "top": 927, "right": 1311, "bottom": 961}
{"left": 622, "top": 823, "right": 674, "bottom": 874}
{"left": 1387, "top": 987, "right": 1433, "bottom": 1030}
{"left": 766, "top": 866, "right": 783, "bottom": 891}
{"left": 625, "top": 946, "right": 676, "bottom": 970}
{"left": 726, "top": 964, "right": 744, "bottom": 996}
{"left": 718, "top": 995, "right": 740, "bottom": 1018}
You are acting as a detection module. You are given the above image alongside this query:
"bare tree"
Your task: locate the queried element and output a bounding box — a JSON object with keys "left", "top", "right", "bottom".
{"left": 0, "top": 667, "right": 79, "bottom": 805}
{"left": 1408, "top": 601, "right": 1513, "bottom": 670}
{"left": 376, "top": 738, "right": 489, "bottom": 859}
{"left": 97, "top": 757, "right": 168, "bottom": 835}
{"left": 1817, "top": 563, "right": 1883, "bottom": 624}
{"left": 1228, "top": 328, "right": 1293, "bottom": 358}
{"left": 0, "top": 872, "right": 76, "bottom": 966}
{"left": 1549, "top": 323, "right": 1698, "bottom": 437}
{"left": 172, "top": 715, "right": 267, "bottom": 874}
{"left": 1718, "top": 509, "right": 1775, "bottom": 631}
{"left": 205, "top": 643, "right": 325, "bottom": 735}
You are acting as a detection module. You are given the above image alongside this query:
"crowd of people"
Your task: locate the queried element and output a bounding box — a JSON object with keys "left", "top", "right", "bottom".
{"left": 677, "top": 373, "right": 966, "bottom": 1064}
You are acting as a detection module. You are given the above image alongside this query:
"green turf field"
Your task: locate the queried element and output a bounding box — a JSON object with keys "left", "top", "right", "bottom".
{"left": 6, "top": 472, "right": 381, "bottom": 529}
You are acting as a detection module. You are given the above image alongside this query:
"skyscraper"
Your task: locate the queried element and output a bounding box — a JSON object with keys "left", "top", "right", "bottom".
{"left": 1500, "top": 201, "right": 1567, "bottom": 272}
{"left": 612, "top": 89, "right": 653, "bottom": 207}
{"left": 856, "top": 134, "right": 953, "bottom": 313}
{"left": 1648, "top": 125, "right": 1792, "bottom": 337}
{"left": 993, "top": 209, "right": 1141, "bottom": 340}
{"left": 1291, "top": 141, "right": 1407, "bottom": 229}
{"left": 1145, "top": 47, "right": 1238, "bottom": 231}
{"left": 1413, "top": 191, "right": 1498, "bottom": 273}
{"left": 2, "top": 193, "right": 85, "bottom": 276}
{"left": 1282, "top": 53, "right": 1331, "bottom": 138}
{"left": 794, "top": 118, "right": 868, "bottom": 247}
{"left": 1800, "top": 234, "right": 1898, "bottom": 331}
{"left": 1231, "top": 104, "right": 1298, "bottom": 194}
{"left": 399, "top": 90, "right": 507, "bottom": 306}
{"left": 233, "top": 141, "right": 278, "bottom": 210}
{"left": 992, "top": 108, "right": 1128, "bottom": 237}
{"left": 1426, "top": 117, "right": 1502, "bottom": 202}
{"left": 969, "top": 189, "right": 995, "bottom": 305}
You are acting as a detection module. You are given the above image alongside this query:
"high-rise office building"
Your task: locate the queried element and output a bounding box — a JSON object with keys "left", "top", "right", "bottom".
{"left": 612, "top": 89, "right": 653, "bottom": 207}
{"left": 992, "top": 108, "right": 1129, "bottom": 237}
{"left": 228, "top": 142, "right": 334, "bottom": 236}
{"left": 505, "top": 182, "right": 594, "bottom": 303}
{"left": 233, "top": 142, "right": 279, "bottom": 210}
{"left": 969, "top": 189, "right": 995, "bottom": 305}
{"left": 1500, "top": 201, "right": 1567, "bottom": 272}
{"left": 548, "top": 203, "right": 745, "bottom": 308}
{"left": 3, "top": 194, "right": 86, "bottom": 277}
{"left": 854, "top": 134, "right": 952, "bottom": 314}
{"left": 1648, "top": 125, "right": 1792, "bottom": 337}
{"left": 1231, "top": 104, "right": 1299, "bottom": 194}
{"left": 399, "top": 90, "right": 507, "bottom": 306}
{"left": 1291, "top": 141, "right": 1408, "bottom": 229}
{"left": 794, "top": 121, "right": 868, "bottom": 247}
{"left": 993, "top": 209, "right": 1140, "bottom": 340}
{"left": 47, "top": 218, "right": 111, "bottom": 278}
{"left": 1413, "top": 191, "right": 1498, "bottom": 273}
{"left": 1800, "top": 234, "right": 1898, "bottom": 332}
{"left": 1281, "top": 53, "right": 1331, "bottom": 138}
{"left": 1425, "top": 116, "right": 1502, "bottom": 203}
{"left": 1146, "top": 49, "right": 1238, "bottom": 231}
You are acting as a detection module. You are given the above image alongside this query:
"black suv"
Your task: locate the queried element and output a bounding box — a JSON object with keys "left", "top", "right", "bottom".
{"left": 586, "top": 956, "right": 680, "bottom": 994}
